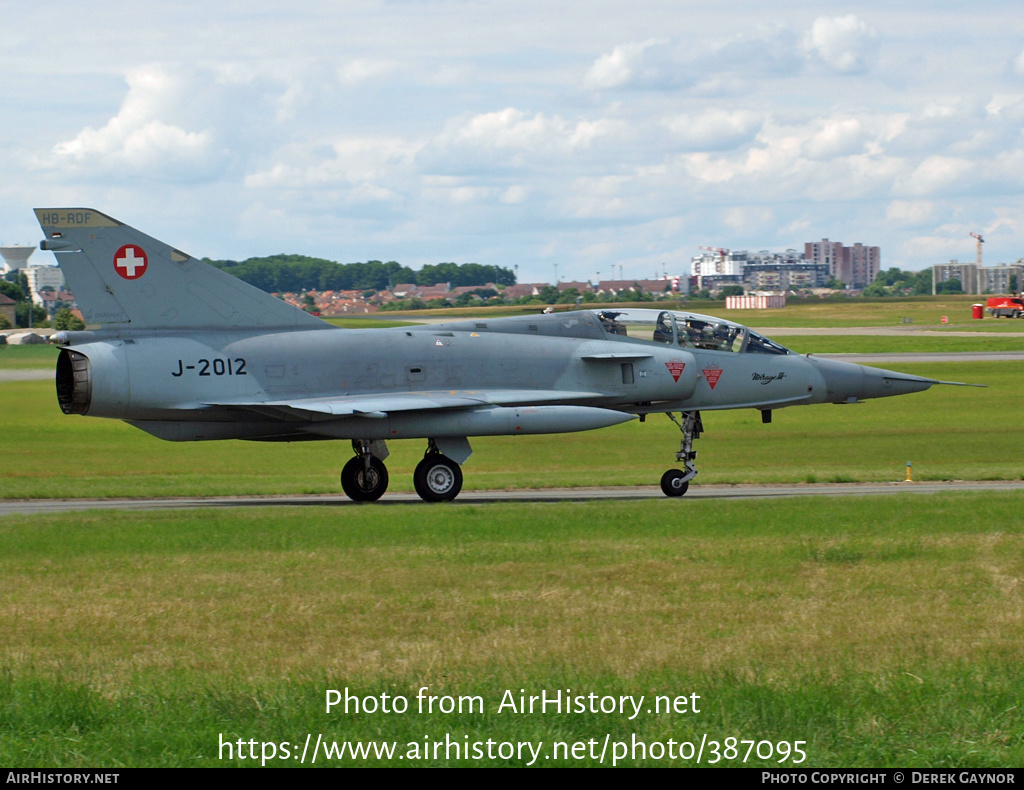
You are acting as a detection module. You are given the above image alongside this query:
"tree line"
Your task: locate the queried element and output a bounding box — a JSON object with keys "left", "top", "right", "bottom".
{"left": 203, "top": 254, "right": 517, "bottom": 293}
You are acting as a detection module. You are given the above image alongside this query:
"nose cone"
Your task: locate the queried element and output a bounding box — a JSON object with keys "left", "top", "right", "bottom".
{"left": 807, "top": 356, "right": 936, "bottom": 404}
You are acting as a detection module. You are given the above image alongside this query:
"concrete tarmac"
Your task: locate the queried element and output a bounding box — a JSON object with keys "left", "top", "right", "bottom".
{"left": 3, "top": 480, "right": 1023, "bottom": 516}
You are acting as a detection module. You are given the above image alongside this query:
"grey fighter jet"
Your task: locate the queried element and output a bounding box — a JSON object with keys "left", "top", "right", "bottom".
{"left": 36, "top": 208, "right": 971, "bottom": 502}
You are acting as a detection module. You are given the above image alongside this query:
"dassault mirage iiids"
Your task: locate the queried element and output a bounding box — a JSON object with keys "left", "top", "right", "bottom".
{"left": 37, "top": 208, "right": 969, "bottom": 502}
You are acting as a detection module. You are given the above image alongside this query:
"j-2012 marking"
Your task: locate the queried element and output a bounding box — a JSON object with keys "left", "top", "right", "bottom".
{"left": 171, "top": 358, "right": 247, "bottom": 377}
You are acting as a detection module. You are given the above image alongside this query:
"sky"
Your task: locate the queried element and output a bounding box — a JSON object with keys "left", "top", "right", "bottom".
{"left": 3, "top": 1, "right": 1024, "bottom": 284}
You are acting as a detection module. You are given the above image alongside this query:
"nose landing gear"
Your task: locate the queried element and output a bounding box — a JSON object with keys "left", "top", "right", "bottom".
{"left": 661, "top": 410, "right": 702, "bottom": 497}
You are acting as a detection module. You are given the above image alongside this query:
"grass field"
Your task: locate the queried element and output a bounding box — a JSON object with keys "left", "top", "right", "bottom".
{"left": 1, "top": 495, "right": 1022, "bottom": 766}
{"left": 781, "top": 335, "right": 1024, "bottom": 353}
{"left": 0, "top": 344, "right": 58, "bottom": 369}
{"left": 373, "top": 294, "right": 1003, "bottom": 327}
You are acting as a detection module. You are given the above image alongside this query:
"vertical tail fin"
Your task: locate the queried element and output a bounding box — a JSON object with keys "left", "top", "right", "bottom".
{"left": 35, "top": 208, "right": 327, "bottom": 331}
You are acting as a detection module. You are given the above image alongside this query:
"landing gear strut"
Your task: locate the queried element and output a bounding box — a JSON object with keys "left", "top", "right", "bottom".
{"left": 340, "top": 440, "right": 389, "bottom": 502}
{"left": 661, "top": 410, "right": 702, "bottom": 497}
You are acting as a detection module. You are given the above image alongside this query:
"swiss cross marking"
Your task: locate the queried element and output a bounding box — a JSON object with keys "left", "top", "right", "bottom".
{"left": 665, "top": 361, "right": 686, "bottom": 382}
{"left": 113, "top": 244, "right": 148, "bottom": 280}
{"left": 702, "top": 366, "right": 723, "bottom": 390}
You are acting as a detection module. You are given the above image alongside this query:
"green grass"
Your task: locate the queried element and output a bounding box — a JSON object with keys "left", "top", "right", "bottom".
{"left": 716, "top": 296, "right": 995, "bottom": 327}
{"left": 0, "top": 361, "right": 1017, "bottom": 499}
{"left": 781, "top": 335, "right": 1024, "bottom": 354}
{"left": 1, "top": 495, "right": 1023, "bottom": 766}
{"left": 323, "top": 317, "right": 417, "bottom": 329}
{"left": 338, "top": 295, "right": 998, "bottom": 328}
{"left": 0, "top": 344, "right": 59, "bottom": 370}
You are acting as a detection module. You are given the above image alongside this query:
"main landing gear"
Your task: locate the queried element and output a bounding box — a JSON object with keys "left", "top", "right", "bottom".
{"left": 413, "top": 447, "right": 463, "bottom": 502}
{"left": 660, "top": 410, "right": 702, "bottom": 497}
{"left": 340, "top": 442, "right": 389, "bottom": 502}
{"left": 340, "top": 439, "right": 464, "bottom": 503}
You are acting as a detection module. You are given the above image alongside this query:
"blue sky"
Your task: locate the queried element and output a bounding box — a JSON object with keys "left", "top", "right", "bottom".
{"left": 3, "top": 1, "right": 1024, "bottom": 283}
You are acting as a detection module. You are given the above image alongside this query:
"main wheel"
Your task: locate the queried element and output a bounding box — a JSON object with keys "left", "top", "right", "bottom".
{"left": 660, "top": 469, "right": 689, "bottom": 497}
{"left": 414, "top": 454, "right": 463, "bottom": 502}
{"left": 341, "top": 455, "right": 389, "bottom": 502}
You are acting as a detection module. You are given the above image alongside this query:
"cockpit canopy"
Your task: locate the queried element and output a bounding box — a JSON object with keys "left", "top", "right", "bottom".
{"left": 594, "top": 309, "right": 790, "bottom": 355}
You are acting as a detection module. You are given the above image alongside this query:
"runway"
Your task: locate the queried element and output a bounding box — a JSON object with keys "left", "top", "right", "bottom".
{"left": 3, "top": 479, "right": 1023, "bottom": 515}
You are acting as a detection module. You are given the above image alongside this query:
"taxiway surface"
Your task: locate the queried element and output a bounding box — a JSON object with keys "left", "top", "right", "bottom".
{"left": 3, "top": 480, "right": 1023, "bottom": 516}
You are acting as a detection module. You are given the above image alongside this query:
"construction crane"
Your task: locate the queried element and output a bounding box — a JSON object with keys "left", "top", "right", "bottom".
{"left": 970, "top": 232, "right": 984, "bottom": 266}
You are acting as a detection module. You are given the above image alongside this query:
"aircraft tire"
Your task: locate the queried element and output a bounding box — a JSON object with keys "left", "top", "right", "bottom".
{"left": 341, "top": 455, "right": 389, "bottom": 502}
{"left": 414, "top": 454, "right": 463, "bottom": 502}
{"left": 660, "top": 469, "right": 689, "bottom": 497}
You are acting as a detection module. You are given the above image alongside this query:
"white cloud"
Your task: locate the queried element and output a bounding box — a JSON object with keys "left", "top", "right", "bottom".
{"left": 338, "top": 59, "right": 400, "bottom": 85}
{"left": 243, "top": 136, "right": 418, "bottom": 210}
{"left": 804, "top": 15, "right": 880, "bottom": 75}
{"left": 582, "top": 26, "right": 804, "bottom": 94}
{"left": 582, "top": 38, "right": 669, "bottom": 90}
{"left": 802, "top": 118, "right": 869, "bottom": 160}
{"left": 903, "top": 156, "right": 975, "bottom": 196}
{"left": 665, "top": 110, "right": 764, "bottom": 152}
{"left": 416, "top": 108, "right": 625, "bottom": 177}
{"left": 50, "top": 68, "right": 220, "bottom": 181}
{"left": 886, "top": 200, "right": 937, "bottom": 228}
{"left": 901, "top": 232, "right": 973, "bottom": 261}
{"left": 501, "top": 185, "right": 529, "bottom": 204}
{"left": 723, "top": 206, "right": 774, "bottom": 231}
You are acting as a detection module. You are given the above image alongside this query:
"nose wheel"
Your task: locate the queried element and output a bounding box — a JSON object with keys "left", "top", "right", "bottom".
{"left": 660, "top": 469, "right": 689, "bottom": 497}
{"left": 661, "top": 411, "right": 702, "bottom": 497}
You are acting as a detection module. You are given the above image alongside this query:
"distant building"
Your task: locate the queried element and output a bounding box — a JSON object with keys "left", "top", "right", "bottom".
{"left": 595, "top": 279, "right": 673, "bottom": 298}
{"left": 742, "top": 249, "right": 829, "bottom": 291}
{"left": 0, "top": 293, "right": 15, "bottom": 326}
{"left": 804, "top": 239, "right": 843, "bottom": 279}
{"left": 498, "top": 283, "right": 546, "bottom": 300}
{"left": 38, "top": 289, "right": 77, "bottom": 318}
{"left": 555, "top": 281, "right": 592, "bottom": 295}
{"left": 932, "top": 261, "right": 978, "bottom": 294}
{"left": 842, "top": 243, "right": 881, "bottom": 289}
{"left": 24, "top": 265, "right": 66, "bottom": 306}
{"left": 804, "top": 239, "right": 880, "bottom": 288}
{"left": 933, "top": 261, "right": 1024, "bottom": 295}
{"left": 691, "top": 250, "right": 745, "bottom": 279}
{"left": 978, "top": 263, "right": 1024, "bottom": 294}
{"left": 691, "top": 248, "right": 829, "bottom": 293}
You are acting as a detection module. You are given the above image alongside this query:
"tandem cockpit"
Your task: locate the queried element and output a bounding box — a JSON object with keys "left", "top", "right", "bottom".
{"left": 594, "top": 309, "right": 791, "bottom": 355}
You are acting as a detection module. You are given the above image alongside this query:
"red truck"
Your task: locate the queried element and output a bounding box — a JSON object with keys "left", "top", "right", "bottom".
{"left": 987, "top": 296, "right": 1024, "bottom": 318}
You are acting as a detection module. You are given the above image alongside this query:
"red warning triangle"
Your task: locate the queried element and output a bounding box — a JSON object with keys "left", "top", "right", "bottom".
{"left": 702, "top": 367, "right": 723, "bottom": 390}
{"left": 665, "top": 361, "right": 686, "bottom": 382}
